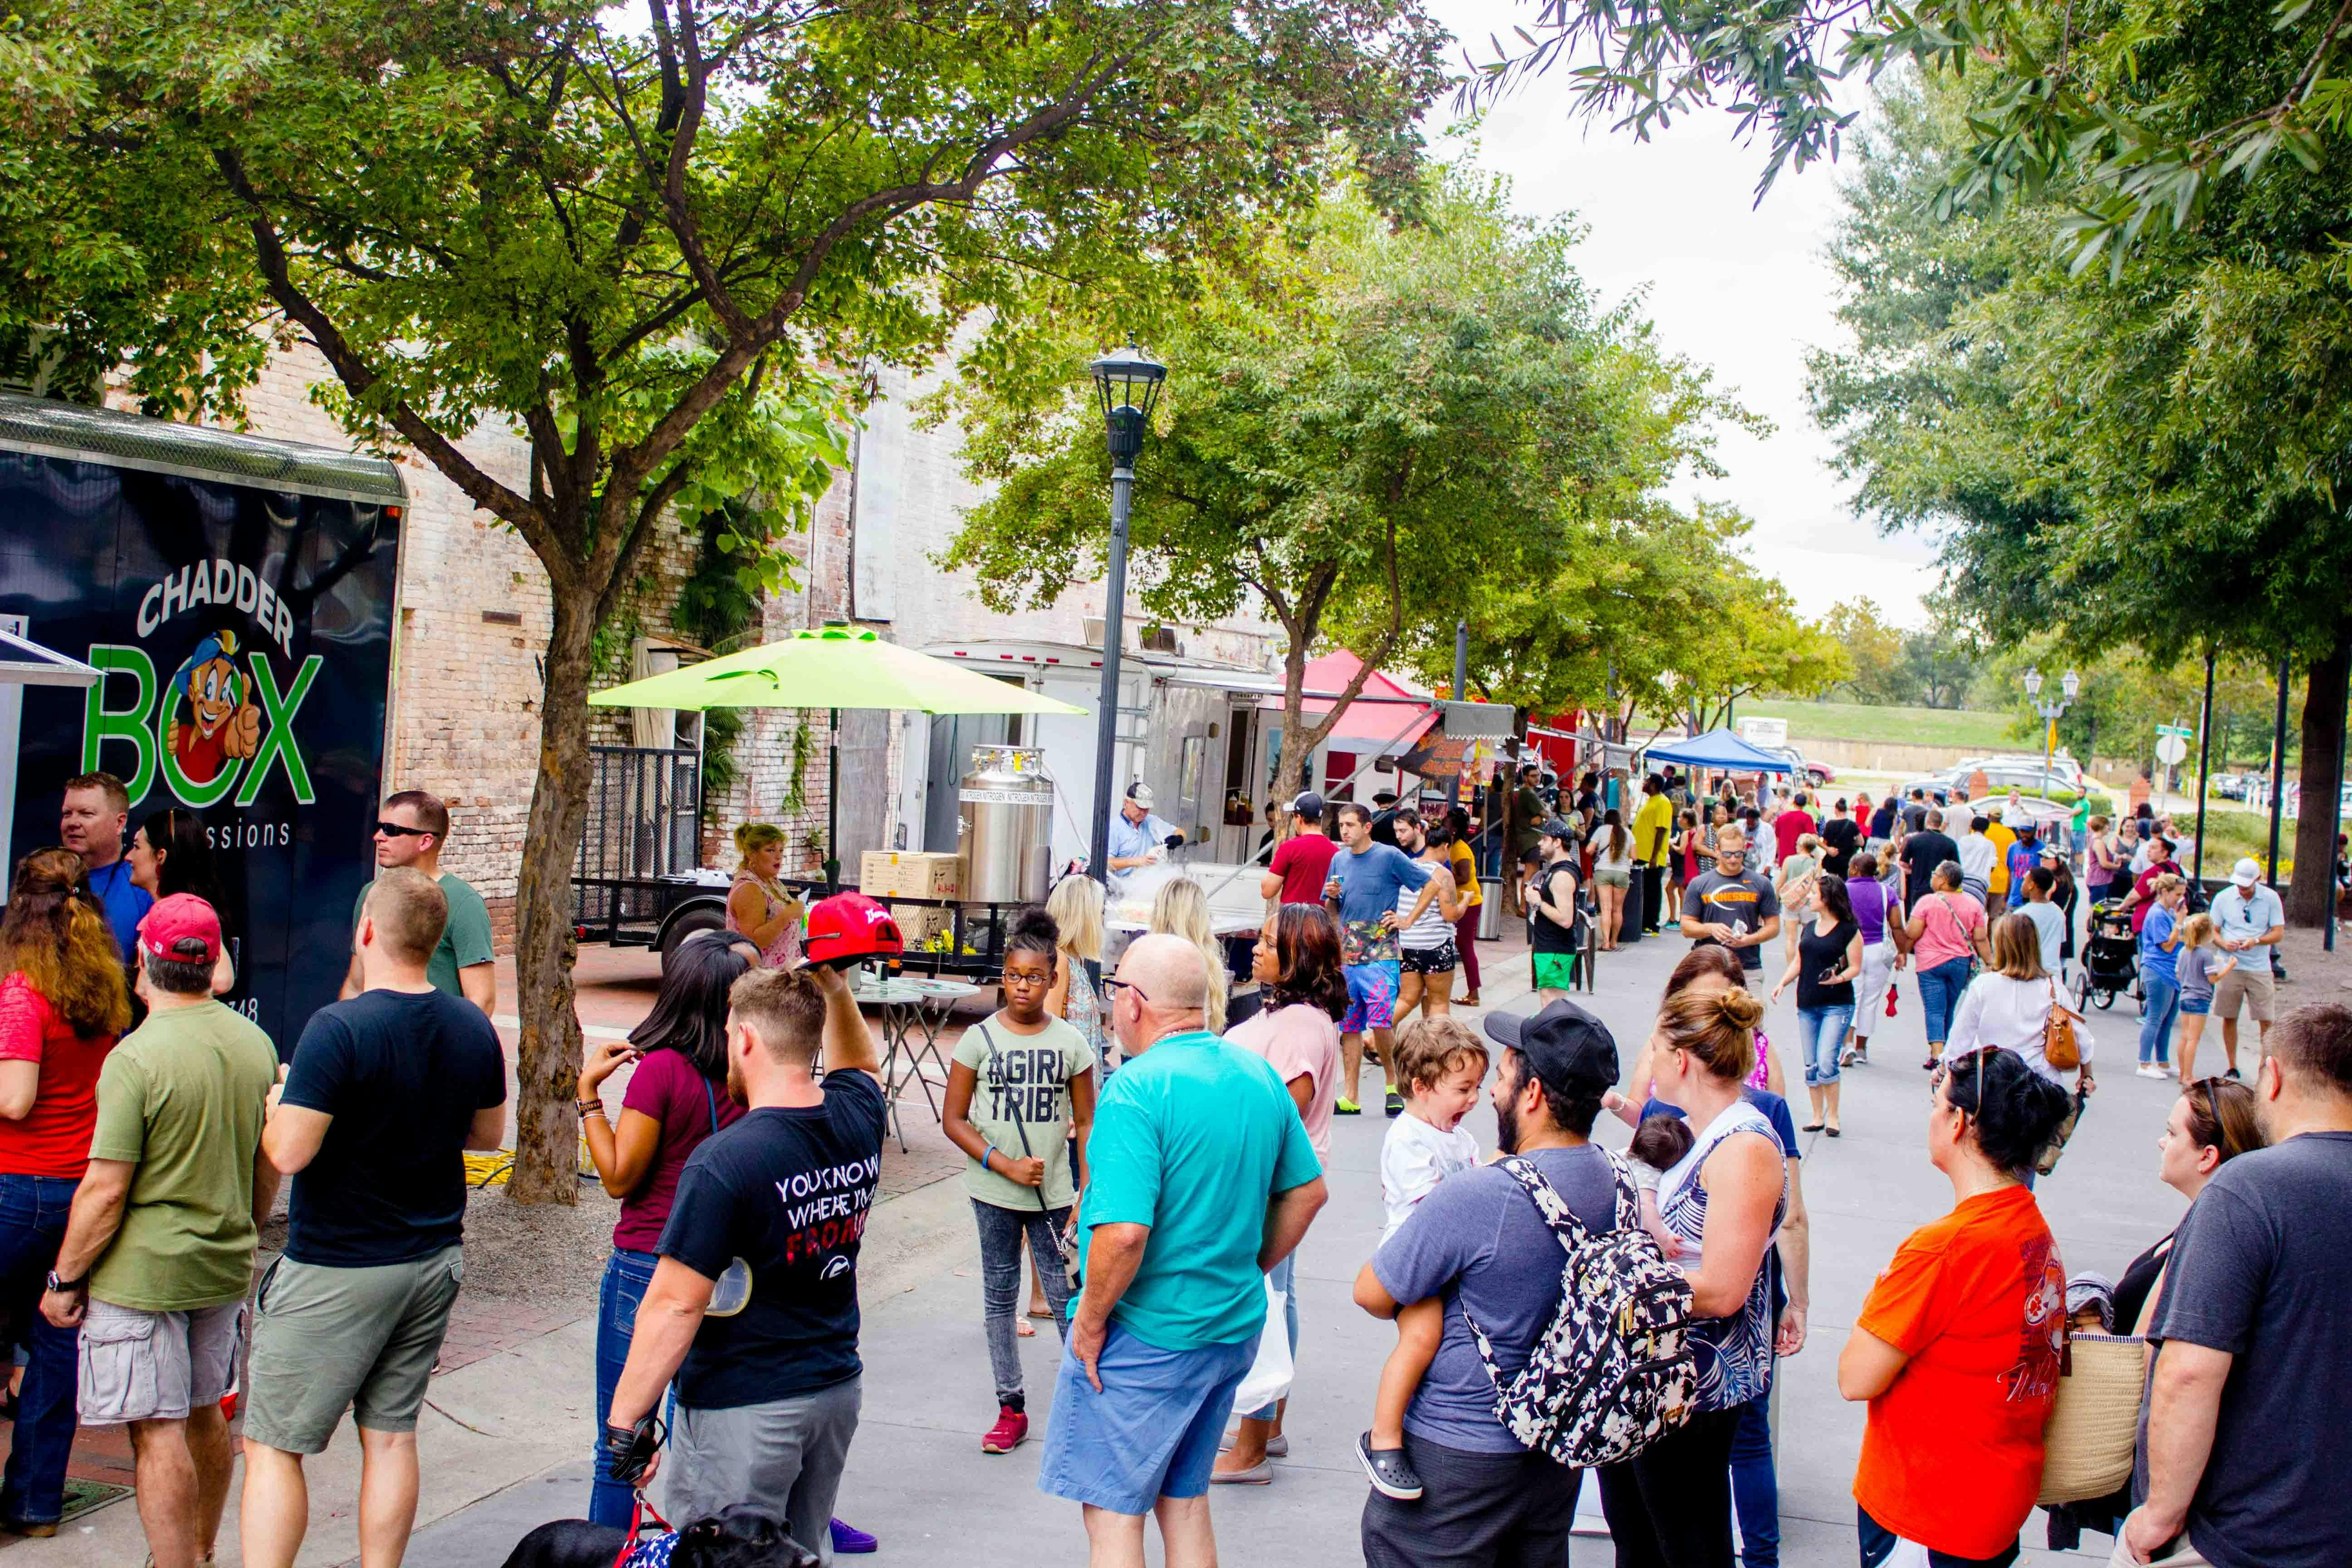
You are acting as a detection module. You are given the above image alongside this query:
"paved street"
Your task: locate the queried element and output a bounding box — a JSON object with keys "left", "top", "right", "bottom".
{"left": 25, "top": 910, "right": 2323, "bottom": 1566}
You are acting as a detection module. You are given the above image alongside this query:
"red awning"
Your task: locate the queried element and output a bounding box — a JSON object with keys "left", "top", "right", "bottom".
{"left": 1271, "top": 650, "right": 1436, "bottom": 749}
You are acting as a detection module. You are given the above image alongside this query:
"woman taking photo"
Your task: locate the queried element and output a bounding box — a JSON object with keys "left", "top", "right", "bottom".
{"left": 1839, "top": 1047, "right": 2074, "bottom": 1568}
{"left": 1771, "top": 872, "right": 1862, "bottom": 1136}
{"left": 0, "top": 849, "right": 131, "bottom": 1535}
{"left": 127, "top": 807, "right": 235, "bottom": 994}
{"left": 1589, "top": 807, "right": 1635, "bottom": 953}
{"left": 1213, "top": 902, "right": 1348, "bottom": 1482}
{"left": 941, "top": 908, "right": 1097, "bottom": 1456}
{"left": 575, "top": 929, "right": 751, "bottom": 1525}
{"left": 725, "top": 821, "right": 804, "bottom": 968}
{"left": 1598, "top": 984, "right": 1788, "bottom": 1568}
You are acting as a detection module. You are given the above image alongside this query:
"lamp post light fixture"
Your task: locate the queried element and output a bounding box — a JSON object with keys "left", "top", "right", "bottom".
{"left": 2024, "top": 665, "right": 2081, "bottom": 802}
{"left": 1086, "top": 339, "right": 1167, "bottom": 887}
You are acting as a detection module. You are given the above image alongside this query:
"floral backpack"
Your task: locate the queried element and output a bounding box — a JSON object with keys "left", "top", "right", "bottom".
{"left": 1461, "top": 1153, "right": 1698, "bottom": 1468}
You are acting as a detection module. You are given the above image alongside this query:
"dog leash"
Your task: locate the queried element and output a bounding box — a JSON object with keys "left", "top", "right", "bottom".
{"left": 609, "top": 1493, "right": 676, "bottom": 1568}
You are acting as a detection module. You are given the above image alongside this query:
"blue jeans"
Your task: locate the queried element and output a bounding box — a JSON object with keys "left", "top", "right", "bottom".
{"left": 2140, "top": 970, "right": 2181, "bottom": 1066}
{"left": 0, "top": 1173, "right": 80, "bottom": 1526}
{"left": 1730, "top": 1387, "right": 1778, "bottom": 1568}
{"left": 1796, "top": 1004, "right": 1854, "bottom": 1087}
{"left": 1916, "top": 957, "right": 1974, "bottom": 1046}
{"left": 1242, "top": 1252, "right": 1299, "bottom": 1423}
{"left": 590, "top": 1247, "right": 666, "bottom": 1528}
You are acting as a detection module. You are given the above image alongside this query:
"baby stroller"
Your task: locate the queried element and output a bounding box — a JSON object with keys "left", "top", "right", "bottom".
{"left": 2077, "top": 899, "right": 2141, "bottom": 1014}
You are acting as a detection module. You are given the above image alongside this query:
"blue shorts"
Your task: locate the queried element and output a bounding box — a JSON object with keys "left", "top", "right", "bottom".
{"left": 2180, "top": 994, "right": 2212, "bottom": 1016}
{"left": 1342, "top": 961, "right": 1399, "bottom": 1035}
{"left": 1037, "top": 1321, "right": 1257, "bottom": 1514}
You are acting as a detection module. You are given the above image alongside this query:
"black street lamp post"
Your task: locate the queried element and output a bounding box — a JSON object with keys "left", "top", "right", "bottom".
{"left": 1086, "top": 340, "right": 1167, "bottom": 886}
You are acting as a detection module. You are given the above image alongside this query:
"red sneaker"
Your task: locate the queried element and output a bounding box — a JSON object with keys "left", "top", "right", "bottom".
{"left": 981, "top": 1405, "right": 1029, "bottom": 1454}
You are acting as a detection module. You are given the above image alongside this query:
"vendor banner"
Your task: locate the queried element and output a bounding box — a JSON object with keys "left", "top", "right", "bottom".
{"left": 0, "top": 418, "right": 402, "bottom": 1051}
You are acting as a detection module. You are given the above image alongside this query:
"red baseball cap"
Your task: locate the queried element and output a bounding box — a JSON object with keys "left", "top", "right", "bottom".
{"left": 800, "top": 892, "right": 903, "bottom": 969}
{"left": 141, "top": 893, "right": 223, "bottom": 965}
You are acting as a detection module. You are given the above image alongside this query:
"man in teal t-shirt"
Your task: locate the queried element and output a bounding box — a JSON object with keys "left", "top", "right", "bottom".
{"left": 1038, "top": 934, "right": 1326, "bottom": 1550}
{"left": 342, "top": 790, "right": 496, "bottom": 1014}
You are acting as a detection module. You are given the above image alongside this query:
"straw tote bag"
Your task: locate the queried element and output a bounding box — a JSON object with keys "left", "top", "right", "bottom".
{"left": 2036, "top": 1259, "right": 2166, "bottom": 1506}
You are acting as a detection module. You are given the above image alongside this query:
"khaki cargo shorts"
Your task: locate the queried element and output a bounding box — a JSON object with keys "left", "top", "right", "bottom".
{"left": 243, "top": 1245, "right": 464, "bottom": 1455}
{"left": 2211, "top": 961, "right": 2276, "bottom": 1024}
{"left": 77, "top": 1297, "right": 245, "bottom": 1426}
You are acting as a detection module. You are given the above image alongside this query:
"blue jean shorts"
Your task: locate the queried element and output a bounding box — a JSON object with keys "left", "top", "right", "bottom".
{"left": 2179, "top": 994, "right": 2212, "bottom": 1016}
{"left": 1037, "top": 1321, "right": 1257, "bottom": 1514}
{"left": 1341, "top": 961, "right": 1399, "bottom": 1035}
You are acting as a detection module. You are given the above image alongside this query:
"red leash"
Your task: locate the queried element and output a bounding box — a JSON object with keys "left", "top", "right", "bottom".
{"left": 609, "top": 1494, "right": 674, "bottom": 1568}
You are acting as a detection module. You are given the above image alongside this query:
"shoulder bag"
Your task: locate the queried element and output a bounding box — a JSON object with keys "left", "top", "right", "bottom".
{"left": 2038, "top": 1252, "right": 2168, "bottom": 1505}
{"left": 2042, "top": 977, "right": 2082, "bottom": 1072}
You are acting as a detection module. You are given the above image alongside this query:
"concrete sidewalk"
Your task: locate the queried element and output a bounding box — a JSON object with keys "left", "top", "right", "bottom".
{"left": 30, "top": 913, "right": 2212, "bottom": 1565}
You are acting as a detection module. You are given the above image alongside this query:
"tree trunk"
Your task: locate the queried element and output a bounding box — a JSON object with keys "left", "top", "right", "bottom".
{"left": 2287, "top": 630, "right": 2350, "bottom": 929}
{"left": 508, "top": 587, "right": 598, "bottom": 1203}
{"left": 1273, "top": 633, "right": 1313, "bottom": 825}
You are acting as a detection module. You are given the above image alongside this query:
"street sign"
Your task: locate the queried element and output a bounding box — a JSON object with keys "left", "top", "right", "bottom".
{"left": 2156, "top": 724, "right": 2195, "bottom": 738}
{"left": 2156, "top": 734, "right": 2189, "bottom": 765}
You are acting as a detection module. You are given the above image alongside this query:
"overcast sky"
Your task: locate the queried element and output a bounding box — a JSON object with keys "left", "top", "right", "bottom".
{"left": 1425, "top": 0, "right": 1945, "bottom": 628}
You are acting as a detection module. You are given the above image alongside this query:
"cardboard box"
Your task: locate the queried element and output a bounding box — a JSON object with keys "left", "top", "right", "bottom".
{"left": 858, "top": 850, "right": 962, "bottom": 900}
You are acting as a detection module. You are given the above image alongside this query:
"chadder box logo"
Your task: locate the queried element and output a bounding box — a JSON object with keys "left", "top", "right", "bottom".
{"left": 0, "top": 435, "right": 401, "bottom": 1050}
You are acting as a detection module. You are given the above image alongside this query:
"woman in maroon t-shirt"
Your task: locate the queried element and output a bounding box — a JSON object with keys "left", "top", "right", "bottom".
{"left": 0, "top": 847, "right": 132, "bottom": 1532}
{"left": 576, "top": 930, "right": 751, "bottom": 1527}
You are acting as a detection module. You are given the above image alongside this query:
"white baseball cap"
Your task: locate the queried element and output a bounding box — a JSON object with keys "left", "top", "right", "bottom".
{"left": 2231, "top": 857, "right": 2262, "bottom": 888}
{"left": 1126, "top": 782, "right": 1155, "bottom": 809}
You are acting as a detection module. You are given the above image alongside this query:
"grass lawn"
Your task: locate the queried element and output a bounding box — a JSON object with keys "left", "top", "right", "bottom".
{"left": 1701, "top": 698, "right": 2025, "bottom": 751}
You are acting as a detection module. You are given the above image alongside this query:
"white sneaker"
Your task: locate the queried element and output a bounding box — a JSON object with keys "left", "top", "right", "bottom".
{"left": 2138, "top": 1064, "right": 2167, "bottom": 1079}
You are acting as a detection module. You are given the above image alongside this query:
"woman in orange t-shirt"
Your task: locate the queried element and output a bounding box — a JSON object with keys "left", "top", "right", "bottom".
{"left": 1838, "top": 1046, "right": 2076, "bottom": 1566}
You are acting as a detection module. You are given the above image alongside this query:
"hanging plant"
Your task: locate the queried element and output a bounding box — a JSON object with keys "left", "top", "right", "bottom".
{"left": 781, "top": 712, "right": 815, "bottom": 818}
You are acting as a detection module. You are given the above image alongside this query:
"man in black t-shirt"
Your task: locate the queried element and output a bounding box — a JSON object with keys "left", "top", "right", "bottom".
{"left": 1900, "top": 789, "right": 1929, "bottom": 834}
{"left": 2127, "top": 1003, "right": 2352, "bottom": 1568}
{"left": 607, "top": 963, "right": 885, "bottom": 1557}
{"left": 1819, "top": 802, "right": 1861, "bottom": 880}
{"left": 1899, "top": 808, "right": 1959, "bottom": 914}
{"left": 245, "top": 868, "right": 509, "bottom": 1562}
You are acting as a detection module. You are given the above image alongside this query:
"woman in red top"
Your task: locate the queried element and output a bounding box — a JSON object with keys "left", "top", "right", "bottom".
{"left": 1838, "top": 1046, "right": 2075, "bottom": 1566}
{"left": 0, "top": 847, "right": 132, "bottom": 1534}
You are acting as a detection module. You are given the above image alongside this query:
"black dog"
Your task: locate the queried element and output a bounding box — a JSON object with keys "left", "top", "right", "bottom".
{"left": 498, "top": 1503, "right": 818, "bottom": 1568}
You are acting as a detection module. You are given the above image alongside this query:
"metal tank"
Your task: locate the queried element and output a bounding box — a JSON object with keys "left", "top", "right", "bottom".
{"left": 958, "top": 745, "right": 1054, "bottom": 903}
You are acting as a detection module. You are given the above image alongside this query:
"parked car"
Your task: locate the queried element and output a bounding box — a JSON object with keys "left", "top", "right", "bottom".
{"left": 1768, "top": 746, "right": 1836, "bottom": 788}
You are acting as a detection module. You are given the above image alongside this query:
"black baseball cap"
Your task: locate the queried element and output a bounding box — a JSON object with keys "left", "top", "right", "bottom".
{"left": 1483, "top": 1001, "right": 1619, "bottom": 1093}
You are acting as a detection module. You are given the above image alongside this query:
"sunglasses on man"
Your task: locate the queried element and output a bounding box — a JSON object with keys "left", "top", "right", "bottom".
{"left": 374, "top": 821, "right": 430, "bottom": 838}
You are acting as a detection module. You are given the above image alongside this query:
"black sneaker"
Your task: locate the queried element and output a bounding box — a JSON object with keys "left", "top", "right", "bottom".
{"left": 1384, "top": 1088, "right": 1405, "bottom": 1117}
{"left": 2226, "top": 1066, "right": 2242, "bottom": 1081}
{"left": 1356, "top": 1433, "right": 1423, "bottom": 1500}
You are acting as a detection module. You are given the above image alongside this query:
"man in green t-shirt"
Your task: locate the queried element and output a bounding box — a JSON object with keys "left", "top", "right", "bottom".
{"left": 1039, "top": 934, "right": 1325, "bottom": 1559}
{"left": 40, "top": 894, "right": 279, "bottom": 1568}
{"left": 343, "top": 789, "right": 496, "bottom": 1015}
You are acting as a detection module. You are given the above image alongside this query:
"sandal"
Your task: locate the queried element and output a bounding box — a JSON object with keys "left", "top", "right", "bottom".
{"left": 1801, "top": 1120, "right": 1824, "bottom": 1132}
{"left": 1015, "top": 1318, "right": 1036, "bottom": 1338}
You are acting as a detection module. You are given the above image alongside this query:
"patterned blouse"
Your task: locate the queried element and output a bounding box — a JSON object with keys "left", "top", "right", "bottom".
{"left": 726, "top": 871, "right": 801, "bottom": 969}
{"left": 1658, "top": 1098, "right": 1789, "bottom": 1411}
{"left": 1060, "top": 956, "right": 1109, "bottom": 1075}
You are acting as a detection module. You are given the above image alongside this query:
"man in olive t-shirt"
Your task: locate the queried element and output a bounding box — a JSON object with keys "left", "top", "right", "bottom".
{"left": 343, "top": 789, "right": 496, "bottom": 1014}
{"left": 40, "top": 894, "right": 278, "bottom": 1568}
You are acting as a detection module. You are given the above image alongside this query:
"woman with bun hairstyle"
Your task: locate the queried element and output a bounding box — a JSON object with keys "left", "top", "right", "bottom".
{"left": 1213, "top": 902, "right": 1349, "bottom": 1480}
{"left": 941, "top": 906, "right": 1098, "bottom": 1456}
{"left": 1839, "top": 1048, "right": 2074, "bottom": 1567}
{"left": 725, "top": 822, "right": 804, "bottom": 968}
{"left": 0, "top": 848, "right": 131, "bottom": 1533}
{"left": 1599, "top": 983, "right": 1789, "bottom": 1568}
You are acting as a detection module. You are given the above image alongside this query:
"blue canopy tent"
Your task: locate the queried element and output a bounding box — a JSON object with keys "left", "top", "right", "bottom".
{"left": 1642, "top": 728, "right": 1794, "bottom": 774}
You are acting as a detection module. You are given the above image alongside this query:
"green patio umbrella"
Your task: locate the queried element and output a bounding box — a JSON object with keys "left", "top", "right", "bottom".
{"left": 590, "top": 623, "right": 1084, "bottom": 888}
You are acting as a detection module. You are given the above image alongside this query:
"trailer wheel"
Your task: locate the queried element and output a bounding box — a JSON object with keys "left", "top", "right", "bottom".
{"left": 658, "top": 906, "right": 728, "bottom": 970}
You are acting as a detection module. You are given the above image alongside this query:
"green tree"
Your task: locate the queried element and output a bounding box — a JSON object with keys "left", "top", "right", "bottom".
{"left": 1820, "top": 597, "right": 1906, "bottom": 703}
{"left": 939, "top": 166, "right": 1737, "bottom": 803}
{"left": 1673, "top": 562, "right": 1847, "bottom": 734}
{"left": 1811, "top": 72, "right": 2352, "bottom": 922}
{"left": 1467, "top": 0, "right": 2352, "bottom": 269}
{"left": 3, "top": 0, "right": 1445, "bottom": 1197}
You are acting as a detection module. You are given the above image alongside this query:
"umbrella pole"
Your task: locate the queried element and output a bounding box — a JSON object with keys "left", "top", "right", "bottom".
{"left": 827, "top": 707, "right": 841, "bottom": 894}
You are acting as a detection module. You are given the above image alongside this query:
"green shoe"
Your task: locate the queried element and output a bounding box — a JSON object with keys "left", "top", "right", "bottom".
{"left": 1384, "top": 1087, "right": 1405, "bottom": 1116}
{"left": 1335, "top": 1098, "right": 1362, "bottom": 1115}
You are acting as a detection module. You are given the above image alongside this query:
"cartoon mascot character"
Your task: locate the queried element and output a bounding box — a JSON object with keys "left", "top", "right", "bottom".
{"left": 167, "top": 631, "right": 262, "bottom": 784}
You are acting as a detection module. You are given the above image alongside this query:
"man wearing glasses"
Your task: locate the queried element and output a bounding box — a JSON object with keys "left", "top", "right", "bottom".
{"left": 341, "top": 790, "right": 496, "bottom": 1015}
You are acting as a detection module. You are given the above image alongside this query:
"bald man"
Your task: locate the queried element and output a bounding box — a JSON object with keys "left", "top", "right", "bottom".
{"left": 1037, "top": 935, "right": 1327, "bottom": 1568}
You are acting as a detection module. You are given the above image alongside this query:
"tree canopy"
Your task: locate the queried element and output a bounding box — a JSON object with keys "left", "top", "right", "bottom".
{"left": 938, "top": 164, "right": 1744, "bottom": 799}
{"left": 3, "top": 0, "right": 1448, "bottom": 1195}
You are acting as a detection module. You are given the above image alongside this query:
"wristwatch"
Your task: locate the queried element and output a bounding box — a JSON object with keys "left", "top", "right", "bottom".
{"left": 44, "top": 1269, "right": 83, "bottom": 1294}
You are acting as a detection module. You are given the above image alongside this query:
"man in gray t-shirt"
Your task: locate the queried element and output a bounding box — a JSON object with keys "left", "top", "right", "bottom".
{"left": 1354, "top": 1003, "right": 1622, "bottom": 1568}
{"left": 1679, "top": 827, "right": 1781, "bottom": 972}
{"left": 2126, "top": 1003, "right": 2352, "bottom": 1568}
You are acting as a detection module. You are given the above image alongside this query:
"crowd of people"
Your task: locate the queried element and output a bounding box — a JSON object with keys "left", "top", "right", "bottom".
{"left": 1, "top": 754, "right": 2346, "bottom": 1568}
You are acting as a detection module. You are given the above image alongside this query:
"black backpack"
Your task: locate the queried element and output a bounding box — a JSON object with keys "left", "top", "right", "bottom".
{"left": 1461, "top": 1154, "right": 1698, "bottom": 1469}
